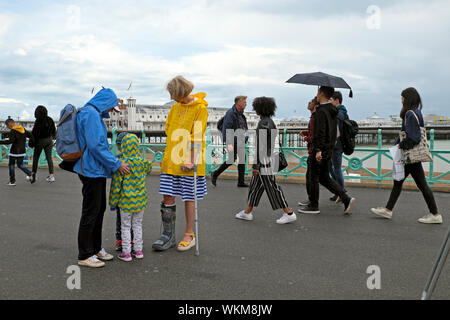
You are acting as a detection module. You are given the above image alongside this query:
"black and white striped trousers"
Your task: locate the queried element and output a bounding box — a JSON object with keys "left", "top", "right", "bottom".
{"left": 247, "top": 172, "right": 289, "bottom": 211}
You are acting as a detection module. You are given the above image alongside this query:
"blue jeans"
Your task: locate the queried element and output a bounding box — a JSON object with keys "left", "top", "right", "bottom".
{"left": 330, "top": 144, "right": 346, "bottom": 193}
{"left": 9, "top": 156, "right": 32, "bottom": 183}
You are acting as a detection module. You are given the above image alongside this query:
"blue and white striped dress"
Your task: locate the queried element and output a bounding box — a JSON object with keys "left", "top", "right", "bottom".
{"left": 159, "top": 173, "right": 207, "bottom": 202}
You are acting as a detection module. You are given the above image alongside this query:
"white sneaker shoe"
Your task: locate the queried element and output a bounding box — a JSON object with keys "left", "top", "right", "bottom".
{"left": 46, "top": 176, "right": 55, "bottom": 183}
{"left": 276, "top": 213, "right": 297, "bottom": 224}
{"left": 370, "top": 207, "right": 393, "bottom": 219}
{"left": 78, "top": 255, "right": 105, "bottom": 268}
{"left": 26, "top": 176, "right": 31, "bottom": 182}
{"left": 235, "top": 210, "right": 254, "bottom": 221}
{"left": 97, "top": 248, "right": 114, "bottom": 261}
{"left": 418, "top": 214, "right": 443, "bottom": 224}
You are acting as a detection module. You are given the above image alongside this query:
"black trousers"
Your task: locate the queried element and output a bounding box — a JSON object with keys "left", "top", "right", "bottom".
{"left": 213, "top": 147, "right": 246, "bottom": 184}
{"left": 309, "top": 155, "right": 349, "bottom": 207}
{"left": 32, "top": 137, "right": 54, "bottom": 174}
{"left": 386, "top": 162, "right": 438, "bottom": 214}
{"left": 78, "top": 175, "right": 106, "bottom": 260}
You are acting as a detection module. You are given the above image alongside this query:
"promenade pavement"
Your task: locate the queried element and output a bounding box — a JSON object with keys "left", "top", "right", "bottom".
{"left": 0, "top": 167, "right": 448, "bottom": 300}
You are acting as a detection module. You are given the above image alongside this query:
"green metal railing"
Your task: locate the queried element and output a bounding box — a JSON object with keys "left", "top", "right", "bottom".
{"left": 1, "top": 128, "right": 449, "bottom": 186}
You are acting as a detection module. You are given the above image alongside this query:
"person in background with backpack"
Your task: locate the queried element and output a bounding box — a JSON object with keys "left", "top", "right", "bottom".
{"left": 298, "top": 86, "right": 356, "bottom": 215}
{"left": 30, "top": 105, "right": 56, "bottom": 183}
{"left": 370, "top": 87, "right": 442, "bottom": 224}
{"left": 75, "top": 88, "right": 130, "bottom": 268}
{"left": 329, "top": 91, "right": 348, "bottom": 203}
{"left": 211, "top": 96, "right": 249, "bottom": 188}
{"left": 0, "top": 118, "right": 34, "bottom": 186}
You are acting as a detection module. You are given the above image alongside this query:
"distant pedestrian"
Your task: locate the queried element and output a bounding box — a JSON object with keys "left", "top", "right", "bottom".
{"left": 370, "top": 87, "right": 442, "bottom": 224}
{"left": 298, "top": 97, "right": 319, "bottom": 207}
{"left": 30, "top": 105, "right": 56, "bottom": 183}
{"left": 211, "top": 96, "right": 249, "bottom": 187}
{"left": 109, "top": 134, "right": 152, "bottom": 262}
{"left": 329, "top": 91, "right": 348, "bottom": 202}
{"left": 298, "top": 86, "right": 356, "bottom": 215}
{"left": 235, "top": 97, "right": 296, "bottom": 224}
{"left": 0, "top": 118, "right": 34, "bottom": 186}
{"left": 152, "top": 76, "right": 209, "bottom": 252}
{"left": 75, "top": 88, "right": 130, "bottom": 268}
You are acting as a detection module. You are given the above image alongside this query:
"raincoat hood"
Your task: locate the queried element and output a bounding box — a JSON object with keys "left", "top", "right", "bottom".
{"left": 84, "top": 88, "right": 119, "bottom": 119}
{"left": 189, "top": 92, "right": 208, "bottom": 107}
{"left": 35, "top": 105, "right": 48, "bottom": 119}
{"left": 120, "top": 134, "right": 141, "bottom": 160}
{"left": 12, "top": 125, "right": 25, "bottom": 134}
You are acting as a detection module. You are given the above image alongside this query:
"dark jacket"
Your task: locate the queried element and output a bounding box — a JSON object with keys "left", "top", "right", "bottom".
{"left": 397, "top": 108, "right": 424, "bottom": 150}
{"left": 335, "top": 104, "right": 348, "bottom": 151}
{"left": 32, "top": 106, "right": 56, "bottom": 143}
{"left": 252, "top": 116, "right": 277, "bottom": 170}
{"left": 0, "top": 126, "right": 34, "bottom": 156}
{"left": 221, "top": 105, "right": 248, "bottom": 145}
{"left": 312, "top": 102, "right": 338, "bottom": 158}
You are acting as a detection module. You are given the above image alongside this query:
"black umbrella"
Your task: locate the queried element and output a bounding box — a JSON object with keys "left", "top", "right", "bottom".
{"left": 286, "top": 72, "right": 353, "bottom": 97}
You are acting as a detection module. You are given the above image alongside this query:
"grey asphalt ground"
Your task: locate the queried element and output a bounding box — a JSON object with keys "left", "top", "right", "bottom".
{"left": 0, "top": 167, "right": 448, "bottom": 300}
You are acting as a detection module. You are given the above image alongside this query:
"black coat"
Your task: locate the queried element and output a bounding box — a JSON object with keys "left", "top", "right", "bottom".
{"left": 0, "top": 128, "right": 34, "bottom": 155}
{"left": 312, "top": 103, "right": 338, "bottom": 158}
{"left": 32, "top": 106, "right": 56, "bottom": 142}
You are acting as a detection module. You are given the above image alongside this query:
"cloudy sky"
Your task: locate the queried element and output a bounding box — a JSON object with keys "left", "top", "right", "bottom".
{"left": 0, "top": 0, "right": 449, "bottom": 121}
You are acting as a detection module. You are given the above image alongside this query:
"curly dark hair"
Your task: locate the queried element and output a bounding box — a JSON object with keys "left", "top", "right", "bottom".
{"left": 252, "top": 96, "right": 277, "bottom": 117}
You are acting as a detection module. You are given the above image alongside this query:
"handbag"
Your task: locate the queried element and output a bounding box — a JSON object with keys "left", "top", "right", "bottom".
{"left": 399, "top": 110, "right": 432, "bottom": 164}
{"left": 274, "top": 137, "right": 288, "bottom": 172}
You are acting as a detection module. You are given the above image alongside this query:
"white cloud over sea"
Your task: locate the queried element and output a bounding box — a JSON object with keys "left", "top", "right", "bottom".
{"left": 0, "top": 0, "right": 449, "bottom": 121}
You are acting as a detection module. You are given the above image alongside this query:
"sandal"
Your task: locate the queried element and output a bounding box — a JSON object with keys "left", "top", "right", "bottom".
{"left": 177, "top": 233, "right": 196, "bottom": 252}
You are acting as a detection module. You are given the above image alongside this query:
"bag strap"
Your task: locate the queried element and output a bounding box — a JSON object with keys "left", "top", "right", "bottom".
{"left": 407, "top": 110, "right": 421, "bottom": 126}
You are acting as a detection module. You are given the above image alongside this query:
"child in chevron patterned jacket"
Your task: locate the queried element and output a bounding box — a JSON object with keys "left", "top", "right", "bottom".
{"left": 109, "top": 133, "right": 152, "bottom": 262}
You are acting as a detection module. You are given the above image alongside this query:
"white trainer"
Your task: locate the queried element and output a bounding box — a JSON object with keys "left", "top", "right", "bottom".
{"left": 276, "top": 213, "right": 297, "bottom": 224}
{"left": 370, "top": 207, "right": 393, "bottom": 219}
{"left": 235, "top": 210, "right": 254, "bottom": 221}
{"left": 78, "top": 255, "right": 105, "bottom": 268}
{"left": 46, "top": 176, "right": 55, "bottom": 183}
{"left": 418, "top": 214, "right": 443, "bottom": 224}
{"left": 97, "top": 248, "right": 114, "bottom": 261}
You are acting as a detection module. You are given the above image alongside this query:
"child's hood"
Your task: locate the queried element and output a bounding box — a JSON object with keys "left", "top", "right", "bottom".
{"left": 12, "top": 125, "right": 25, "bottom": 134}
{"left": 120, "top": 134, "right": 141, "bottom": 159}
{"left": 190, "top": 92, "right": 208, "bottom": 107}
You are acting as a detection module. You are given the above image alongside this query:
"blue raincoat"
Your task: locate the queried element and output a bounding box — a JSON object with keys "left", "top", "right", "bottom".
{"left": 74, "top": 88, "right": 122, "bottom": 178}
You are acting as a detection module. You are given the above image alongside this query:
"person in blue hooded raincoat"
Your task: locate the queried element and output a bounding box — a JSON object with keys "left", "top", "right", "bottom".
{"left": 75, "top": 88, "right": 130, "bottom": 268}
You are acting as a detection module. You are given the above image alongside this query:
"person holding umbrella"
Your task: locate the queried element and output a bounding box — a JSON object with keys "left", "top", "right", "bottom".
{"left": 298, "top": 86, "right": 356, "bottom": 215}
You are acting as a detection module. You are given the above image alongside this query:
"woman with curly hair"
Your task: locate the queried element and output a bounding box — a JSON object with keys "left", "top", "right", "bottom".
{"left": 235, "top": 97, "right": 296, "bottom": 224}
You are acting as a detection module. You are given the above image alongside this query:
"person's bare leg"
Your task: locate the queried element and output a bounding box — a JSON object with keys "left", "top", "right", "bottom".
{"left": 163, "top": 195, "right": 175, "bottom": 206}
{"left": 283, "top": 207, "right": 294, "bottom": 214}
{"left": 182, "top": 201, "right": 195, "bottom": 243}
{"left": 245, "top": 205, "right": 254, "bottom": 214}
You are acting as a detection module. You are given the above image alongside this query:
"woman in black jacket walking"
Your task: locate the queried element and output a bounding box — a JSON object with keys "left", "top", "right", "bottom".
{"left": 235, "top": 97, "right": 296, "bottom": 224}
{"left": 31, "top": 105, "right": 56, "bottom": 183}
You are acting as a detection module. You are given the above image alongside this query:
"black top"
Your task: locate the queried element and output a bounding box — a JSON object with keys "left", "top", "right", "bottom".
{"left": 0, "top": 128, "right": 34, "bottom": 156}
{"left": 312, "top": 102, "right": 338, "bottom": 158}
{"left": 32, "top": 116, "right": 56, "bottom": 140}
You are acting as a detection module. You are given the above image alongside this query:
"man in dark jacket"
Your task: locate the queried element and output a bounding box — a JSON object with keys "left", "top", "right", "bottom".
{"left": 0, "top": 118, "right": 33, "bottom": 185}
{"left": 298, "top": 86, "right": 356, "bottom": 215}
{"left": 211, "top": 96, "right": 249, "bottom": 187}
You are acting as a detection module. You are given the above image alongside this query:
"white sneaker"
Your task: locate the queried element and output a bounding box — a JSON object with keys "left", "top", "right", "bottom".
{"left": 46, "top": 176, "right": 55, "bottom": 183}
{"left": 26, "top": 176, "right": 31, "bottom": 182}
{"left": 418, "top": 214, "right": 443, "bottom": 224}
{"left": 370, "top": 207, "right": 393, "bottom": 219}
{"left": 276, "top": 213, "right": 297, "bottom": 224}
{"left": 6, "top": 182, "right": 16, "bottom": 186}
{"left": 97, "top": 248, "right": 114, "bottom": 261}
{"left": 235, "top": 210, "right": 254, "bottom": 221}
{"left": 78, "top": 255, "right": 105, "bottom": 268}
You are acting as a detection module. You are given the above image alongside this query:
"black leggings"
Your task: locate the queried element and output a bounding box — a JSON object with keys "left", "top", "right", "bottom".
{"left": 32, "top": 137, "right": 54, "bottom": 174}
{"left": 386, "top": 162, "right": 438, "bottom": 214}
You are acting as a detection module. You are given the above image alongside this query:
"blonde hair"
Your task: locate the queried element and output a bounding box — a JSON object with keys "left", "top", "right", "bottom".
{"left": 167, "top": 76, "right": 194, "bottom": 101}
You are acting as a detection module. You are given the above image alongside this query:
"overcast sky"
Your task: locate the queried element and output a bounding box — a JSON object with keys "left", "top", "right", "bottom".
{"left": 0, "top": 0, "right": 449, "bottom": 121}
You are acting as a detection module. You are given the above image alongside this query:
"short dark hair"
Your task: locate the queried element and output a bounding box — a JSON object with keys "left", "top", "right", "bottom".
{"left": 319, "top": 86, "right": 335, "bottom": 99}
{"left": 5, "top": 118, "right": 14, "bottom": 126}
{"left": 252, "top": 97, "right": 277, "bottom": 117}
{"left": 332, "top": 91, "right": 343, "bottom": 104}
{"left": 235, "top": 96, "right": 247, "bottom": 104}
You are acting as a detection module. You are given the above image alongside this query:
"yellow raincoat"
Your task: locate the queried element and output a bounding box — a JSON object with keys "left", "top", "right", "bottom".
{"left": 160, "top": 93, "right": 208, "bottom": 177}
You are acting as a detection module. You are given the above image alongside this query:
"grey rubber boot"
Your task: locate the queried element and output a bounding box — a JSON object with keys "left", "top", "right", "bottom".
{"left": 152, "top": 203, "right": 176, "bottom": 251}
